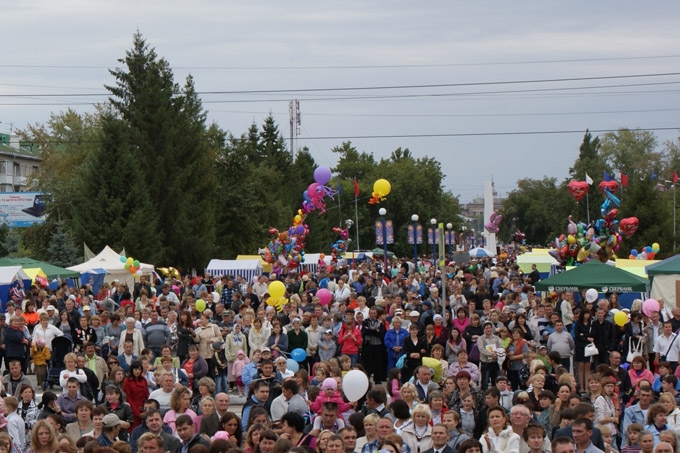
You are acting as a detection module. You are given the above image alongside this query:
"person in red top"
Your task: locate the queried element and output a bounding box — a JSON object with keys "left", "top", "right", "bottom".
{"left": 338, "top": 315, "right": 362, "bottom": 366}
{"left": 122, "top": 360, "right": 149, "bottom": 430}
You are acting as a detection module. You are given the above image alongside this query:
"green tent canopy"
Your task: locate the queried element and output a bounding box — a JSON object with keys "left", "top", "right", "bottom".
{"left": 0, "top": 258, "right": 80, "bottom": 280}
{"left": 646, "top": 253, "right": 680, "bottom": 278}
{"left": 534, "top": 260, "right": 649, "bottom": 293}
{"left": 371, "top": 248, "right": 395, "bottom": 258}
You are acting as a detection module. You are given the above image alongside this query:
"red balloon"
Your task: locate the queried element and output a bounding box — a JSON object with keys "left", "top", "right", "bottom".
{"left": 567, "top": 180, "right": 589, "bottom": 202}
{"left": 598, "top": 180, "right": 619, "bottom": 194}
{"left": 620, "top": 217, "right": 639, "bottom": 237}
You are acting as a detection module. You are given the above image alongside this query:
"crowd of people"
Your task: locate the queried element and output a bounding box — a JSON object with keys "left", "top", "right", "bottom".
{"left": 0, "top": 258, "right": 678, "bottom": 453}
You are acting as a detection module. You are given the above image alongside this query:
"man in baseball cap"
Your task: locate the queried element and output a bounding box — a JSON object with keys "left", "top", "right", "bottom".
{"left": 98, "top": 413, "right": 122, "bottom": 446}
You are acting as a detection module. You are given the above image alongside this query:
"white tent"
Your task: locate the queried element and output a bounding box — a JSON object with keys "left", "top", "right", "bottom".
{"left": 0, "top": 266, "right": 30, "bottom": 285}
{"left": 206, "top": 259, "right": 263, "bottom": 283}
{"left": 68, "top": 246, "right": 155, "bottom": 288}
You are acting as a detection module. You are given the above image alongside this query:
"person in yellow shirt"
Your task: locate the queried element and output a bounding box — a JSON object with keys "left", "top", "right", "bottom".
{"left": 31, "top": 338, "right": 51, "bottom": 388}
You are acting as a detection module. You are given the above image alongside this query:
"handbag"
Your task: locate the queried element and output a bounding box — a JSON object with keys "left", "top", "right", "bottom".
{"left": 584, "top": 342, "right": 599, "bottom": 358}
{"left": 627, "top": 338, "right": 643, "bottom": 362}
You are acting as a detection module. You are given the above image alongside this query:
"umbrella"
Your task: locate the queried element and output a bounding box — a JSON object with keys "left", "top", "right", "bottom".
{"left": 469, "top": 247, "right": 495, "bottom": 258}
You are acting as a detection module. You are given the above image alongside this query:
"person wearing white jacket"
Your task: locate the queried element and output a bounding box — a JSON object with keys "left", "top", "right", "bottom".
{"left": 480, "top": 406, "right": 520, "bottom": 453}
{"left": 32, "top": 313, "right": 64, "bottom": 351}
{"left": 248, "top": 318, "right": 270, "bottom": 352}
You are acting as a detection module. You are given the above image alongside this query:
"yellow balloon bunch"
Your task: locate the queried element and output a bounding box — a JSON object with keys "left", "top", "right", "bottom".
{"left": 369, "top": 179, "right": 391, "bottom": 204}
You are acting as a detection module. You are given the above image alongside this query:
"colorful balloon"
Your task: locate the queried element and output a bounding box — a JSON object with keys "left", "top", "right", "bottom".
{"left": 317, "top": 288, "right": 332, "bottom": 306}
{"left": 373, "top": 179, "right": 391, "bottom": 197}
{"left": 642, "top": 298, "right": 660, "bottom": 317}
{"left": 614, "top": 310, "right": 627, "bottom": 327}
{"left": 313, "top": 166, "right": 332, "bottom": 185}
{"left": 196, "top": 299, "right": 206, "bottom": 312}
{"left": 291, "top": 348, "right": 307, "bottom": 362}
{"left": 268, "top": 280, "right": 286, "bottom": 299}
{"left": 342, "top": 370, "right": 369, "bottom": 402}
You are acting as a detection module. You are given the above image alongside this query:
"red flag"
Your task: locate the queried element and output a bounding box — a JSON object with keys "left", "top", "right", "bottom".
{"left": 621, "top": 173, "right": 628, "bottom": 188}
{"left": 674, "top": 172, "right": 679, "bottom": 184}
{"left": 353, "top": 178, "right": 360, "bottom": 197}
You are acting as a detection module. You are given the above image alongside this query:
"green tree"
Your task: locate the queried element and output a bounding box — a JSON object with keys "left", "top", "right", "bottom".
{"left": 501, "top": 178, "right": 572, "bottom": 245}
{"left": 105, "top": 32, "right": 217, "bottom": 268}
{"left": 569, "top": 130, "right": 609, "bottom": 223}
{"left": 69, "top": 112, "right": 163, "bottom": 262}
{"left": 46, "top": 222, "right": 79, "bottom": 267}
{"left": 600, "top": 128, "right": 661, "bottom": 179}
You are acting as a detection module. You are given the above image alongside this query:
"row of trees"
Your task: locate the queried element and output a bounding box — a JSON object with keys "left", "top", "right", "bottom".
{"left": 14, "top": 33, "right": 461, "bottom": 269}
{"left": 501, "top": 129, "right": 680, "bottom": 259}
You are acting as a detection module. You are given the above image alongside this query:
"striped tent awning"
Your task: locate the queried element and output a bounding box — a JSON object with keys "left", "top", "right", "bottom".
{"left": 206, "top": 259, "right": 263, "bottom": 284}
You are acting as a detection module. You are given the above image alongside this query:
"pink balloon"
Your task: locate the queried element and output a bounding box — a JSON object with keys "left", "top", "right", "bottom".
{"left": 317, "top": 288, "right": 332, "bottom": 306}
{"left": 642, "top": 298, "right": 660, "bottom": 317}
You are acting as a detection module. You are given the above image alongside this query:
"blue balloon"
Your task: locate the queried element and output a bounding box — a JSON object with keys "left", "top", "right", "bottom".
{"left": 291, "top": 348, "right": 307, "bottom": 362}
{"left": 631, "top": 249, "right": 638, "bottom": 257}
{"left": 286, "top": 358, "right": 299, "bottom": 372}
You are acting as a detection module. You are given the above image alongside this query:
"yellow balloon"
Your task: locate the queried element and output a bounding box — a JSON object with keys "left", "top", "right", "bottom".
{"left": 614, "top": 311, "right": 627, "bottom": 327}
{"left": 567, "top": 235, "right": 576, "bottom": 245}
{"left": 422, "top": 357, "right": 443, "bottom": 382}
{"left": 268, "top": 280, "right": 286, "bottom": 299}
{"left": 373, "top": 179, "right": 391, "bottom": 197}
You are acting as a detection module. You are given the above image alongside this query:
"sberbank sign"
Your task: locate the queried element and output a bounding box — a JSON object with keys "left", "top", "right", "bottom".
{"left": 548, "top": 286, "right": 579, "bottom": 292}
{"left": 601, "top": 286, "right": 634, "bottom": 292}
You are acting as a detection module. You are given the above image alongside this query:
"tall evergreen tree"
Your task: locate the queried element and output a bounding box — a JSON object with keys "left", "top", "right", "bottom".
{"left": 104, "top": 32, "right": 216, "bottom": 268}
{"left": 70, "top": 113, "right": 162, "bottom": 262}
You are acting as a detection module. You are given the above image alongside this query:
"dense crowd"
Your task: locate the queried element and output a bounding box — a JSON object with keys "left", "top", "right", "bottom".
{"left": 0, "top": 258, "right": 678, "bottom": 453}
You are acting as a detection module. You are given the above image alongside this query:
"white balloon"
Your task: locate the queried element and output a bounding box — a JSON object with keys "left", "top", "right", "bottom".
{"left": 342, "top": 369, "right": 369, "bottom": 402}
{"left": 585, "top": 288, "right": 598, "bottom": 303}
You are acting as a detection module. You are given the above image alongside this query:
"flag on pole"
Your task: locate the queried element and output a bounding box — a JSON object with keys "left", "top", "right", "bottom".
{"left": 353, "top": 178, "right": 360, "bottom": 197}
{"left": 621, "top": 173, "right": 629, "bottom": 187}
{"left": 603, "top": 171, "right": 612, "bottom": 182}
{"left": 674, "top": 172, "right": 679, "bottom": 185}
{"left": 585, "top": 173, "right": 593, "bottom": 185}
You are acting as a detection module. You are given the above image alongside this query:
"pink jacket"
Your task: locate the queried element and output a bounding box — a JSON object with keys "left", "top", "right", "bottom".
{"left": 232, "top": 358, "right": 249, "bottom": 378}
{"left": 389, "top": 378, "right": 401, "bottom": 401}
{"left": 310, "top": 391, "right": 351, "bottom": 414}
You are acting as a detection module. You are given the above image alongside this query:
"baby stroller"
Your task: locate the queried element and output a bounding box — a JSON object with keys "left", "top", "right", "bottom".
{"left": 44, "top": 336, "right": 73, "bottom": 390}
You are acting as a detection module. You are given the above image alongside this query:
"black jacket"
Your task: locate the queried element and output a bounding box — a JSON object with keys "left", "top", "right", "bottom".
{"left": 174, "top": 434, "right": 210, "bottom": 453}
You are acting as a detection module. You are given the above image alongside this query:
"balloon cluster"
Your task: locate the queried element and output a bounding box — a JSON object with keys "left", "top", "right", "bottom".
{"left": 629, "top": 243, "right": 660, "bottom": 260}
{"left": 260, "top": 210, "right": 309, "bottom": 269}
{"left": 552, "top": 180, "right": 639, "bottom": 266}
{"left": 330, "top": 220, "right": 353, "bottom": 262}
{"left": 511, "top": 230, "right": 526, "bottom": 244}
{"left": 484, "top": 212, "right": 503, "bottom": 233}
{"left": 120, "top": 255, "right": 143, "bottom": 277}
{"left": 368, "top": 179, "right": 391, "bottom": 204}
{"left": 302, "top": 166, "right": 337, "bottom": 214}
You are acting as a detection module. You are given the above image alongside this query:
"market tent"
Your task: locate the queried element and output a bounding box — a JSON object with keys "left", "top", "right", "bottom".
{"left": 0, "top": 266, "right": 31, "bottom": 311}
{"left": 646, "top": 254, "right": 680, "bottom": 306}
{"left": 68, "top": 246, "right": 154, "bottom": 288}
{"left": 0, "top": 257, "right": 80, "bottom": 280}
{"left": 517, "top": 249, "right": 558, "bottom": 274}
{"left": 616, "top": 258, "right": 659, "bottom": 278}
{"left": 236, "top": 255, "right": 272, "bottom": 273}
{"left": 535, "top": 260, "right": 649, "bottom": 293}
{"left": 80, "top": 268, "right": 110, "bottom": 296}
{"left": 23, "top": 268, "right": 48, "bottom": 286}
{"left": 206, "top": 259, "right": 263, "bottom": 284}
{"left": 301, "top": 253, "right": 334, "bottom": 274}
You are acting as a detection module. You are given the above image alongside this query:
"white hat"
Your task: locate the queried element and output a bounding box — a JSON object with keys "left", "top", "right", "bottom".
{"left": 102, "top": 413, "right": 122, "bottom": 427}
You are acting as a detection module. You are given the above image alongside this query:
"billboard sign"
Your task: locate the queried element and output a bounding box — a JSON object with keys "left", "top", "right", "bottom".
{"left": 0, "top": 192, "right": 46, "bottom": 227}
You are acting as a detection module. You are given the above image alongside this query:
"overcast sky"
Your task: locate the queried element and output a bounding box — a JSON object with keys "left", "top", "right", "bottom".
{"left": 1, "top": 1, "right": 679, "bottom": 203}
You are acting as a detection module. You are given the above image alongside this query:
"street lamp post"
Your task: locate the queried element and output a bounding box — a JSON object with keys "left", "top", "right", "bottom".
{"left": 446, "top": 222, "right": 453, "bottom": 260}
{"left": 379, "top": 208, "right": 388, "bottom": 272}
{"left": 430, "top": 218, "right": 437, "bottom": 266}
{"left": 461, "top": 225, "right": 467, "bottom": 251}
{"left": 411, "top": 214, "right": 419, "bottom": 273}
